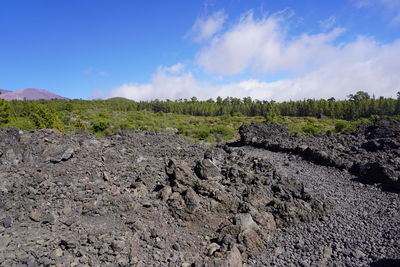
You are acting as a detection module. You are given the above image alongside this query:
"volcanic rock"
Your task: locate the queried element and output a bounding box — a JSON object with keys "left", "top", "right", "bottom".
{"left": 0, "top": 128, "right": 332, "bottom": 266}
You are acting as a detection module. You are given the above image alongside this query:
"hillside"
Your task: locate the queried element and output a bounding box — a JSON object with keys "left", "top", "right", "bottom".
{"left": 0, "top": 89, "right": 12, "bottom": 95}
{"left": 0, "top": 88, "right": 67, "bottom": 101}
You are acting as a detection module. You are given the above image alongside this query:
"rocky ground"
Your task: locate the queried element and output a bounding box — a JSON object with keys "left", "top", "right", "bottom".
{"left": 239, "top": 118, "right": 400, "bottom": 192}
{"left": 0, "top": 119, "right": 399, "bottom": 266}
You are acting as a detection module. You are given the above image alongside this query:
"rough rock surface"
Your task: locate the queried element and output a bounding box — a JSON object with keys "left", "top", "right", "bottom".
{"left": 0, "top": 128, "right": 332, "bottom": 266}
{"left": 239, "top": 148, "right": 400, "bottom": 266}
{"left": 238, "top": 118, "right": 400, "bottom": 192}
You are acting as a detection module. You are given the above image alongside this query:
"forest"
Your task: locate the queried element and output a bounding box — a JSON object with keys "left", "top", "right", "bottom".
{"left": 0, "top": 91, "right": 399, "bottom": 143}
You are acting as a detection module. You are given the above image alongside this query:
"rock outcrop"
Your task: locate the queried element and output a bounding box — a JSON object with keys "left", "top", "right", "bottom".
{"left": 0, "top": 128, "right": 331, "bottom": 266}
{"left": 238, "top": 118, "right": 400, "bottom": 192}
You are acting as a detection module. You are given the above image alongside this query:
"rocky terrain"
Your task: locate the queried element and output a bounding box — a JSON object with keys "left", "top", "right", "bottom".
{"left": 0, "top": 119, "right": 399, "bottom": 266}
{"left": 239, "top": 118, "right": 400, "bottom": 192}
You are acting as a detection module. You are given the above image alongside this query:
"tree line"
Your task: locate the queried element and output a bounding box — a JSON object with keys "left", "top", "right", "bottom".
{"left": 0, "top": 91, "right": 399, "bottom": 127}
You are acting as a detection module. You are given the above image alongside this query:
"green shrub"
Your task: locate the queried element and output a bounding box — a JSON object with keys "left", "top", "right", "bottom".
{"left": 30, "top": 104, "right": 64, "bottom": 132}
{"left": 334, "top": 121, "right": 348, "bottom": 132}
{"left": 91, "top": 121, "right": 109, "bottom": 133}
{"left": 0, "top": 99, "right": 10, "bottom": 124}
{"left": 194, "top": 129, "right": 210, "bottom": 139}
{"left": 210, "top": 125, "right": 232, "bottom": 136}
{"left": 302, "top": 125, "right": 319, "bottom": 135}
{"left": 232, "top": 112, "right": 243, "bottom": 117}
{"left": 72, "top": 118, "right": 86, "bottom": 131}
{"left": 97, "top": 112, "right": 109, "bottom": 119}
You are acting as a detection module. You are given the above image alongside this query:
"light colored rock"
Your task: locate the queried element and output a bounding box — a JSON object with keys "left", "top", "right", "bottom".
{"left": 53, "top": 248, "right": 63, "bottom": 257}
{"left": 160, "top": 186, "right": 172, "bottom": 201}
{"left": 225, "top": 245, "right": 243, "bottom": 267}
{"left": 207, "top": 242, "right": 221, "bottom": 256}
{"left": 48, "top": 145, "right": 74, "bottom": 163}
{"left": 252, "top": 211, "right": 276, "bottom": 231}
{"left": 29, "top": 210, "right": 42, "bottom": 222}
{"left": 234, "top": 213, "right": 259, "bottom": 231}
{"left": 274, "top": 246, "right": 284, "bottom": 256}
{"left": 238, "top": 229, "right": 264, "bottom": 256}
{"left": 352, "top": 249, "right": 366, "bottom": 259}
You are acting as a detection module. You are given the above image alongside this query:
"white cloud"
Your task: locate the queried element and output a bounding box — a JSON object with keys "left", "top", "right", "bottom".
{"left": 159, "top": 63, "right": 185, "bottom": 74}
{"left": 107, "top": 35, "right": 400, "bottom": 102}
{"left": 105, "top": 11, "right": 400, "bottom": 102}
{"left": 109, "top": 66, "right": 202, "bottom": 100}
{"left": 187, "top": 10, "right": 227, "bottom": 42}
{"left": 196, "top": 11, "right": 345, "bottom": 75}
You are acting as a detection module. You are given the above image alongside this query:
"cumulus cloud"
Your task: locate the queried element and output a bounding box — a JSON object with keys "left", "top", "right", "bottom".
{"left": 196, "top": 11, "right": 345, "bottom": 75}
{"left": 105, "top": 10, "right": 400, "bottom": 102}
{"left": 186, "top": 10, "right": 227, "bottom": 42}
{"left": 107, "top": 35, "right": 400, "bottom": 103}
{"left": 109, "top": 65, "right": 202, "bottom": 100}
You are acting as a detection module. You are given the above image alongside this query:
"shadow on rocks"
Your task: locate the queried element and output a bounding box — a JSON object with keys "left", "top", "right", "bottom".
{"left": 370, "top": 259, "right": 400, "bottom": 267}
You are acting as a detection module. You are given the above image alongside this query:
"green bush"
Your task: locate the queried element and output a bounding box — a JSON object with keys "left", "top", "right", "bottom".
{"left": 97, "top": 112, "right": 110, "bottom": 119}
{"left": 334, "top": 121, "right": 349, "bottom": 132}
{"left": 72, "top": 118, "right": 86, "bottom": 131}
{"left": 91, "top": 121, "right": 109, "bottom": 133}
{"left": 194, "top": 129, "right": 210, "bottom": 139}
{"left": 30, "top": 104, "right": 64, "bottom": 132}
{"left": 0, "top": 99, "right": 10, "bottom": 124}
{"left": 232, "top": 112, "right": 243, "bottom": 117}
{"left": 302, "top": 125, "right": 319, "bottom": 135}
{"left": 210, "top": 125, "right": 232, "bottom": 136}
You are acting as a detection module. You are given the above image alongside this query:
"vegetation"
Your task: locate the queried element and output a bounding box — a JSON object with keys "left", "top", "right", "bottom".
{"left": 0, "top": 91, "right": 399, "bottom": 143}
{"left": 0, "top": 99, "right": 10, "bottom": 124}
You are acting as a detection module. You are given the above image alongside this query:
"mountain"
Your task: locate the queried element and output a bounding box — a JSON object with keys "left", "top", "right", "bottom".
{"left": 0, "top": 88, "right": 67, "bottom": 100}
{"left": 0, "top": 89, "right": 12, "bottom": 95}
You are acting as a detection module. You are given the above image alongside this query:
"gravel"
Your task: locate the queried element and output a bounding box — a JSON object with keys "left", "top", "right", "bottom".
{"left": 243, "top": 147, "right": 400, "bottom": 266}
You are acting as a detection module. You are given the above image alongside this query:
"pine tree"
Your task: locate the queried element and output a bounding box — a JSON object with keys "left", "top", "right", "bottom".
{"left": 0, "top": 99, "right": 10, "bottom": 124}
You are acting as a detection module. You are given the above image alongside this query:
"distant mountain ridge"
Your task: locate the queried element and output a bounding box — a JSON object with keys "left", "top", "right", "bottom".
{"left": 0, "top": 88, "right": 67, "bottom": 100}
{"left": 0, "top": 89, "right": 12, "bottom": 95}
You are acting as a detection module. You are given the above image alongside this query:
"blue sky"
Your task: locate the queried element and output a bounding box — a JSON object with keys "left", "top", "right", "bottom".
{"left": 1, "top": 0, "right": 399, "bottom": 101}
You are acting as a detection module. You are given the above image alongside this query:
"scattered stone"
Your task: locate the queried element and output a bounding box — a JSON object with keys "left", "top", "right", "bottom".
{"left": 111, "top": 240, "right": 125, "bottom": 252}
{"left": 52, "top": 248, "right": 63, "bottom": 258}
{"left": 160, "top": 186, "right": 172, "bottom": 201}
{"left": 195, "top": 158, "right": 221, "bottom": 180}
{"left": 225, "top": 245, "right": 243, "bottom": 267}
{"left": 2, "top": 217, "right": 12, "bottom": 228}
{"left": 183, "top": 188, "right": 200, "bottom": 213}
{"left": 29, "top": 210, "right": 42, "bottom": 222}
{"left": 207, "top": 242, "right": 221, "bottom": 256}
{"left": 48, "top": 145, "right": 74, "bottom": 163}
{"left": 0, "top": 125, "right": 397, "bottom": 266}
{"left": 352, "top": 249, "right": 366, "bottom": 259}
